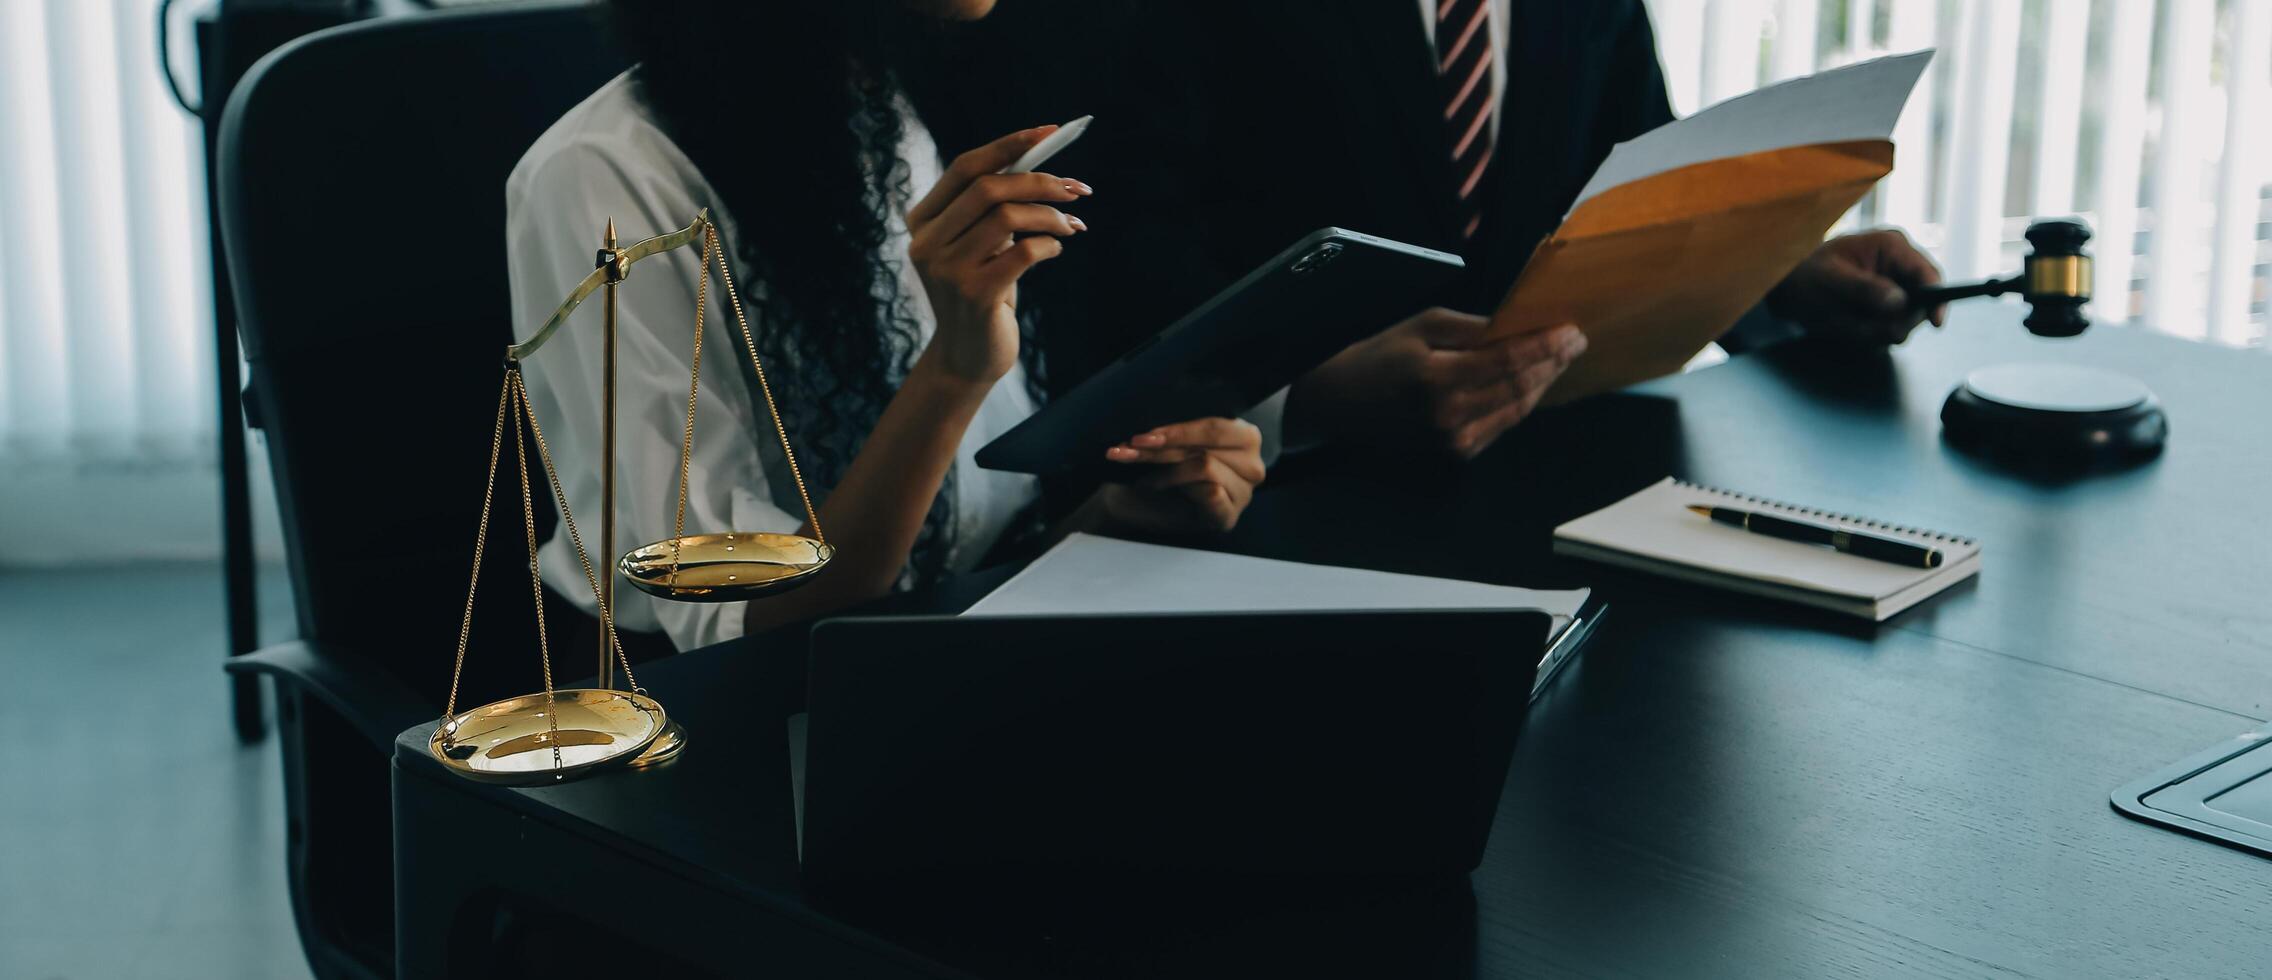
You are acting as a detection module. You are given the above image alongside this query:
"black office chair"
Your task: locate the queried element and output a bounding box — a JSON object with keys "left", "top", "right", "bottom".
{"left": 216, "top": 4, "right": 627, "bottom": 977}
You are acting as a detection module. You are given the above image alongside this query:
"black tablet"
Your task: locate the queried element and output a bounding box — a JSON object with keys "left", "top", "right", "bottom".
{"left": 975, "top": 227, "right": 1464, "bottom": 476}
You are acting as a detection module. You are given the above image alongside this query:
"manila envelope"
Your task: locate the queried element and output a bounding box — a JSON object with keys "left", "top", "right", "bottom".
{"left": 1488, "top": 139, "right": 1895, "bottom": 405}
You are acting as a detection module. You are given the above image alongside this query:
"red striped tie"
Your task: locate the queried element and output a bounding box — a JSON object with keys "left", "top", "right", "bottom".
{"left": 1437, "top": 0, "right": 1495, "bottom": 241}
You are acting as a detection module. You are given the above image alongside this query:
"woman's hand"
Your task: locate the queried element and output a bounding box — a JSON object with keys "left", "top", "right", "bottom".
{"left": 1097, "top": 418, "right": 1267, "bottom": 534}
{"left": 906, "top": 125, "right": 1093, "bottom": 386}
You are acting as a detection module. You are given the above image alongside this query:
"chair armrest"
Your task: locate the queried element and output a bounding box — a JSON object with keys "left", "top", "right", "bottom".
{"left": 227, "top": 641, "right": 434, "bottom": 750}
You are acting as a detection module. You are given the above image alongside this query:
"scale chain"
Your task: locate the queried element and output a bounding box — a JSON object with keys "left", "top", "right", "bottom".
{"left": 444, "top": 374, "right": 517, "bottom": 721}
{"left": 509, "top": 370, "right": 557, "bottom": 697}
{"left": 711, "top": 224, "right": 827, "bottom": 544}
{"left": 519, "top": 370, "right": 643, "bottom": 695}
{"left": 668, "top": 229, "right": 712, "bottom": 577}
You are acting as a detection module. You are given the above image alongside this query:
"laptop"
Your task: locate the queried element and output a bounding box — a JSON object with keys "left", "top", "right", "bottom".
{"left": 796, "top": 609, "right": 1551, "bottom": 900}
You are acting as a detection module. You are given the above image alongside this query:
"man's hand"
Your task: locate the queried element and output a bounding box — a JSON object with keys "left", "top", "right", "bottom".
{"left": 1098, "top": 418, "right": 1266, "bottom": 534}
{"left": 1288, "top": 308, "right": 1587, "bottom": 459}
{"left": 1768, "top": 229, "right": 1947, "bottom": 346}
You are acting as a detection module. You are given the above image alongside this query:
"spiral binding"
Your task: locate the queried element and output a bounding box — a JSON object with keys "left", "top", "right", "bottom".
{"left": 1670, "top": 479, "right": 1976, "bottom": 546}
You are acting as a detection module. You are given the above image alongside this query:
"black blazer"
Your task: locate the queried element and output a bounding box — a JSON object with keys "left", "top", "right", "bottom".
{"left": 914, "top": 0, "right": 1787, "bottom": 396}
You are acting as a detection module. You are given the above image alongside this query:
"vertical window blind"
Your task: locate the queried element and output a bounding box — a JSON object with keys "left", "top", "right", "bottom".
{"left": 1, "top": 0, "right": 219, "bottom": 565}
{"left": 0, "top": 0, "right": 212, "bottom": 465}
{"left": 1648, "top": 0, "right": 2271, "bottom": 344}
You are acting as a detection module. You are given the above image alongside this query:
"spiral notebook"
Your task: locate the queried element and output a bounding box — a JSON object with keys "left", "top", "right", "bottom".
{"left": 1554, "top": 478, "right": 1980, "bottom": 620}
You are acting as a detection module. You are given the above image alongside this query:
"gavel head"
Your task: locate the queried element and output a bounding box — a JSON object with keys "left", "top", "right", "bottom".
{"left": 2020, "top": 219, "right": 2092, "bottom": 337}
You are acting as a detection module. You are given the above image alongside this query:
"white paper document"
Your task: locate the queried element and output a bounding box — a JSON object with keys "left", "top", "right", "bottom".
{"left": 963, "top": 533, "right": 1588, "bottom": 626}
{"left": 1571, "top": 50, "right": 1933, "bottom": 211}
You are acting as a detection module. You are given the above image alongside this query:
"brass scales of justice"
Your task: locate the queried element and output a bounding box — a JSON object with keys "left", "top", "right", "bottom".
{"left": 428, "top": 210, "right": 833, "bottom": 784}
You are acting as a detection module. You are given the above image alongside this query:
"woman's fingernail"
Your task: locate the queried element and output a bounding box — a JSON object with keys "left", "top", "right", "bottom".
{"left": 1106, "top": 446, "right": 1137, "bottom": 461}
{"left": 1133, "top": 433, "right": 1165, "bottom": 447}
{"left": 1064, "top": 180, "right": 1093, "bottom": 196}
{"left": 1066, "top": 214, "right": 1088, "bottom": 232}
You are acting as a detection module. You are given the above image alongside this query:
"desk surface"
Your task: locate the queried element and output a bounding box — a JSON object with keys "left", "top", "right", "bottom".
{"left": 397, "top": 308, "right": 2272, "bottom": 978}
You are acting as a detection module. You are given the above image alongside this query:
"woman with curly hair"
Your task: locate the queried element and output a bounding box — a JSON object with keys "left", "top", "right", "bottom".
{"left": 506, "top": 0, "right": 1264, "bottom": 651}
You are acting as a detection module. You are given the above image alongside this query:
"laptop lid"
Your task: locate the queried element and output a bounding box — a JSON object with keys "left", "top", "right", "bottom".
{"left": 800, "top": 609, "right": 1548, "bottom": 898}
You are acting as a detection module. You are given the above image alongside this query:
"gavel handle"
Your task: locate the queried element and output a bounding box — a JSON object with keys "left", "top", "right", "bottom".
{"left": 1912, "top": 274, "right": 2022, "bottom": 307}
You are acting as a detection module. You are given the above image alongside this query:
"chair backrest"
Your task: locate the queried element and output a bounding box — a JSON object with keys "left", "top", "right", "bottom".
{"left": 219, "top": 1, "right": 629, "bottom": 709}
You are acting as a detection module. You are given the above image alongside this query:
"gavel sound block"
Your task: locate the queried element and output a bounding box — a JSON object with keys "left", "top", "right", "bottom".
{"left": 1918, "top": 219, "right": 2167, "bottom": 470}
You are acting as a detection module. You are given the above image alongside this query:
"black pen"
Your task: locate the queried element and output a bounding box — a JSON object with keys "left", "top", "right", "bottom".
{"left": 1686, "top": 503, "right": 1944, "bottom": 569}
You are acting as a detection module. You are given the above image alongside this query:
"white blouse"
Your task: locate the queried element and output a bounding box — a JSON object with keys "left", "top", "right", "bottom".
{"left": 505, "top": 71, "right": 1041, "bottom": 652}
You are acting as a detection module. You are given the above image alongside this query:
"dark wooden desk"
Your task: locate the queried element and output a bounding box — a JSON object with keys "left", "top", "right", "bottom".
{"left": 394, "top": 309, "right": 2272, "bottom": 978}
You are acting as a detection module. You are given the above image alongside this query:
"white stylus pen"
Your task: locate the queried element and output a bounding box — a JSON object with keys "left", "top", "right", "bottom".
{"left": 1003, "top": 115, "right": 1093, "bottom": 174}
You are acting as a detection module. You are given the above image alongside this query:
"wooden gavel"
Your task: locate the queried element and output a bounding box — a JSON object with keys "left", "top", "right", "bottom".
{"left": 1912, "top": 219, "right": 2093, "bottom": 337}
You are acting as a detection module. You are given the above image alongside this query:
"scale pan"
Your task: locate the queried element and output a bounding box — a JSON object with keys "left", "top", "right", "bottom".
{"left": 428, "top": 689, "right": 666, "bottom": 785}
{"left": 619, "top": 532, "right": 834, "bottom": 602}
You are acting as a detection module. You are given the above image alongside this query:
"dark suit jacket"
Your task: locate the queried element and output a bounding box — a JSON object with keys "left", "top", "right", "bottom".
{"left": 911, "top": 0, "right": 1794, "bottom": 398}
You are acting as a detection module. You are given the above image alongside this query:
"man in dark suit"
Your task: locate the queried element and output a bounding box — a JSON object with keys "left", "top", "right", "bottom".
{"left": 916, "top": 0, "right": 1944, "bottom": 457}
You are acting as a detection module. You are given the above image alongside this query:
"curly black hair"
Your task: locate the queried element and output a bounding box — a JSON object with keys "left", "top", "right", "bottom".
{"left": 606, "top": 0, "right": 1018, "bottom": 584}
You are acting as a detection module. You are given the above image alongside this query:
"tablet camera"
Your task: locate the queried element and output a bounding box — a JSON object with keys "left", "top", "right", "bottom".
{"left": 1291, "top": 242, "right": 1343, "bottom": 274}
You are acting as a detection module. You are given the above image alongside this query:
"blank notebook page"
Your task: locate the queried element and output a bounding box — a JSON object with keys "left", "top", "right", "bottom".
{"left": 1554, "top": 478, "right": 1980, "bottom": 603}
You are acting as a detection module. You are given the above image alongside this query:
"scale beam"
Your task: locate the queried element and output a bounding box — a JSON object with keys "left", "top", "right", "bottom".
{"left": 507, "top": 209, "right": 713, "bottom": 360}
